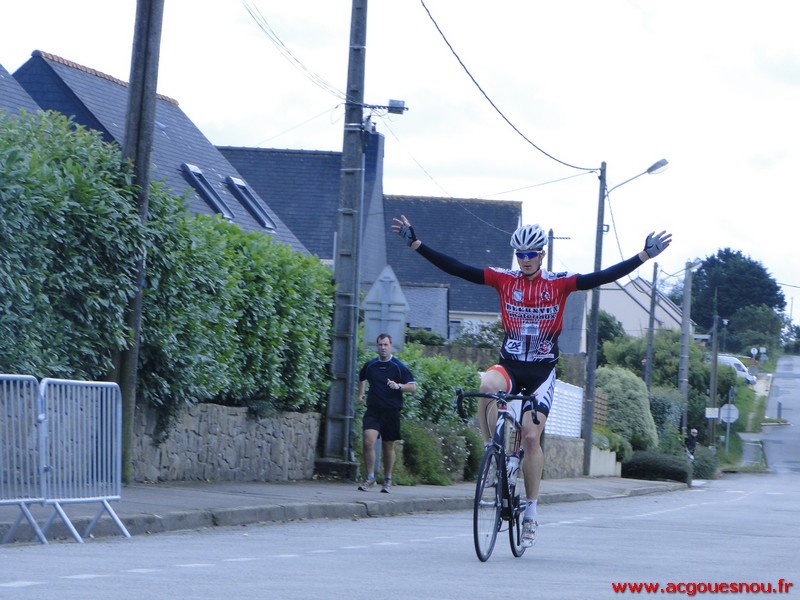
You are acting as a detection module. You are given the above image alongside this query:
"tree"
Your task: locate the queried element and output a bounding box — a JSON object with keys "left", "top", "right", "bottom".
{"left": 727, "top": 304, "right": 783, "bottom": 355}
{"left": 692, "top": 248, "right": 785, "bottom": 332}
{"left": 597, "top": 310, "right": 626, "bottom": 366}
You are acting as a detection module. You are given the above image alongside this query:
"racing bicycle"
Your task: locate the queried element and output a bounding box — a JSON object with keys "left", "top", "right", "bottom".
{"left": 456, "top": 388, "right": 540, "bottom": 562}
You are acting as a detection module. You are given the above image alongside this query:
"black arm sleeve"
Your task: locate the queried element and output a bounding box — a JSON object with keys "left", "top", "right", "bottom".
{"left": 575, "top": 255, "right": 644, "bottom": 290}
{"left": 416, "top": 243, "right": 485, "bottom": 285}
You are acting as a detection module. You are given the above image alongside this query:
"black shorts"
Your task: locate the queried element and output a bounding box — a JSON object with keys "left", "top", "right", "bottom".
{"left": 362, "top": 407, "right": 402, "bottom": 442}
{"left": 487, "top": 360, "right": 556, "bottom": 416}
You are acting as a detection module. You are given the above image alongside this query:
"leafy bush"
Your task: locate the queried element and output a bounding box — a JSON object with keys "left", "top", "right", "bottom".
{"left": 596, "top": 366, "right": 659, "bottom": 450}
{"left": 593, "top": 425, "right": 632, "bottom": 462}
{"left": 400, "top": 419, "right": 452, "bottom": 485}
{"left": 622, "top": 450, "right": 692, "bottom": 484}
{"left": 657, "top": 423, "right": 686, "bottom": 457}
{"left": 398, "top": 343, "right": 481, "bottom": 425}
{"left": 448, "top": 320, "right": 504, "bottom": 349}
{"left": 140, "top": 211, "right": 334, "bottom": 434}
{"left": 460, "top": 424, "right": 485, "bottom": 481}
{"left": 691, "top": 445, "right": 719, "bottom": 479}
{"left": 1, "top": 110, "right": 143, "bottom": 379}
{"left": 406, "top": 328, "right": 446, "bottom": 346}
{"left": 649, "top": 386, "right": 684, "bottom": 438}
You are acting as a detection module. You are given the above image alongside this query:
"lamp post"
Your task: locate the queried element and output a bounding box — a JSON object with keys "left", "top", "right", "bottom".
{"left": 583, "top": 158, "right": 669, "bottom": 475}
{"left": 679, "top": 259, "right": 702, "bottom": 436}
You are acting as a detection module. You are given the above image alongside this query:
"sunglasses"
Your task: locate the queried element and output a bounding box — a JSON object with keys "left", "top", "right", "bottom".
{"left": 515, "top": 250, "right": 543, "bottom": 260}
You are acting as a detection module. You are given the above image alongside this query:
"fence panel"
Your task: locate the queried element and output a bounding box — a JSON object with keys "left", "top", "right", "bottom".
{"left": 38, "top": 378, "right": 129, "bottom": 542}
{"left": 1, "top": 374, "right": 48, "bottom": 543}
{"left": 1, "top": 376, "right": 129, "bottom": 544}
{"left": 546, "top": 380, "right": 583, "bottom": 438}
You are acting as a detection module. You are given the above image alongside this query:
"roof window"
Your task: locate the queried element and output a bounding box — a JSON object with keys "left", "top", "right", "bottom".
{"left": 181, "top": 163, "right": 234, "bottom": 220}
{"left": 226, "top": 176, "right": 276, "bottom": 230}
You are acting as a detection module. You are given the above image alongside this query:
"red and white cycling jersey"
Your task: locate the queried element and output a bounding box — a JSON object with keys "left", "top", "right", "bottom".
{"left": 483, "top": 267, "right": 578, "bottom": 364}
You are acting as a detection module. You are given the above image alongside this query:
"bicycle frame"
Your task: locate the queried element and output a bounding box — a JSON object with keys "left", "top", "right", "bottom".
{"left": 455, "top": 388, "right": 539, "bottom": 561}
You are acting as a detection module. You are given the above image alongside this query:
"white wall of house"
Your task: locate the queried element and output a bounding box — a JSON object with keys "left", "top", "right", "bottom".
{"left": 599, "top": 278, "right": 684, "bottom": 339}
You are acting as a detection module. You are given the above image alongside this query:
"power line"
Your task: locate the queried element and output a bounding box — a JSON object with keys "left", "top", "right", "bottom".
{"left": 243, "top": 1, "right": 346, "bottom": 101}
{"left": 419, "top": 0, "right": 595, "bottom": 173}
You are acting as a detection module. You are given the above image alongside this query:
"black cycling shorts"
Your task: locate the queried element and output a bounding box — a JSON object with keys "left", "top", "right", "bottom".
{"left": 485, "top": 360, "right": 556, "bottom": 416}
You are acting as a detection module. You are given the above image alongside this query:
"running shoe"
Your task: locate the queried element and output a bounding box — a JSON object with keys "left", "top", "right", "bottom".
{"left": 521, "top": 519, "right": 538, "bottom": 548}
{"left": 358, "top": 478, "right": 376, "bottom": 491}
{"left": 381, "top": 478, "right": 392, "bottom": 493}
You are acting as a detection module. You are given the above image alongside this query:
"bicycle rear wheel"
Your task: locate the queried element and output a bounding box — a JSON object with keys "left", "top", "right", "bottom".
{"left": 473, "top": 448, "right": 502, "bottom": 562}
{"left": 508, "top": 493, "right": 526, "bottom": 557}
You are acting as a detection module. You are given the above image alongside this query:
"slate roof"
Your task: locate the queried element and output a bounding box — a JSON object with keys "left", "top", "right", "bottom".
{"left": 11, "top": 51, "right": 306, "bottom": 253}
{"left": 219, "top": 146, "right": 341, "bottom": 260}
{"left": 383, "top": 196, "right": 522, "bottom": 315}
{"left": 220, "top": 130, "right": 387, "bottom": 283}
{"left": 0, "top": 63, "right": 40, "bottom": 115}
{"left": 222, "top": 142, "right": 522, "bottom": 318}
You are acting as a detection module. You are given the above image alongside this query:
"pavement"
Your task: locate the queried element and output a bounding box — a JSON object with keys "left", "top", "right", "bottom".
{"left": 738, "top": 373, "right": 773, "bottom": 467}
{"left": 1, "top": 475, "right": 687, "bottom": 545}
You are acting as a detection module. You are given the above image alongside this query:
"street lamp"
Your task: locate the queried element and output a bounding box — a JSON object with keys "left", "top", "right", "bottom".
{"left": 679, "top": 259, "right": 702, "bottom": 436}
{"left": 583, "top": 158, "right": 669, "bottom": 476}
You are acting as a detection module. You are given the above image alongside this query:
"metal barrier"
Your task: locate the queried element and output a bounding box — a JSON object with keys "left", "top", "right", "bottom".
{"left": 1, "top": 374, "right": 48, "bottom": 543}
{"left": 1, "top": 375, "right": 130, "bottom": 544}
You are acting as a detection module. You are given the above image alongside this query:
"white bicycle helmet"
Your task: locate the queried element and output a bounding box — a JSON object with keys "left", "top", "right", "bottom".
{"left": 510, "top": 224, "right": 547, "bottom": 251}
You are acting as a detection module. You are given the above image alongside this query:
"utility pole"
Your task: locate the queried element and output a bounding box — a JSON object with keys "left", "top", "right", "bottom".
{"left": 321, "top": 0, "right": 367, "bottom": 476}
{"left": 583, "top": 161, "right": 606, "bottom": 476}
{"left": 708, "top": 314, "right": 720, "bottom": 449}
{"left": 118, "top": 0, "right": 164, "bottom": 483}
{"left": 643, "top": 262, "right": 658, "bottom": 389}
{"left": 679, "top": 260, "right": 701, "bottom": 435}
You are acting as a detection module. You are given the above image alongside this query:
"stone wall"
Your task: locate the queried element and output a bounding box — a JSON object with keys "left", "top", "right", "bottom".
{"left": 132, "top": 403, "right": 320, "bottom": 483}
{"left": 542, "top": 435, "right": 584, "bottom": 479}
{"left": 130, "top": 403, "right": 613, "bottom": 484}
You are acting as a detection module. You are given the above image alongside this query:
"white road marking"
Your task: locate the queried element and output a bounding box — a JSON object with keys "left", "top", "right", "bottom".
{"left": 0, "top": 581, "right": 46, "bottom": 588}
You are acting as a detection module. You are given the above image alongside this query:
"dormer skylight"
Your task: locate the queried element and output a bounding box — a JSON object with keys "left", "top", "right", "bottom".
{"left": 226, "top": 176, "right": 276, "bottom": 230}
{"left": 181, "top": 163, "right": 233, "bottom": 220}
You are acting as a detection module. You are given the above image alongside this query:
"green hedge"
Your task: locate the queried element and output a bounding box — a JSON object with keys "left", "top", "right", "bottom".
{"left": 1, "top": 110, "right": 334, "bottom": 437}
{"left": 622, "top": 450, "right": 692, "bottom": 484}
{"left": 1, "top": 110, "right": 143, "bottom": 378}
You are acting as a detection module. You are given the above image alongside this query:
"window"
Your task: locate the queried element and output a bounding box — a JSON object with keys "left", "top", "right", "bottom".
{"left": 181, "top": 163, "right": 234, "bottom": 220}
{"left": 225, "top": 176, "right": 276, "bottom": 230}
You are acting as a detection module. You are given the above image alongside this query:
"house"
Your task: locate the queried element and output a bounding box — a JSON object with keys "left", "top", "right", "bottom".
{"left": 381, "top": 195, "right": 522, "bottom": 338}
{"left": 599, "top": 276, "right": 686, "bottom": 338}
{"left": 223, "top": 137, "right": 525, "bottom": 340}
{"left": 0, "top": 63, "right": 39, "bottom": 114}
{"left": 219, "top": 129, "right": 386, "bottom": 284}
{"left": 9, "top": 51, "right": 306, "bottom": 253}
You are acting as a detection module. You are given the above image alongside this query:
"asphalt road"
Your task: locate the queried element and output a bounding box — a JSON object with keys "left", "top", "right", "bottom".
{"left": 2, "top": 356, "right": 796, "bottom": 599}
{"left": 1, "top": 469, "right": 796, "bottom": 600}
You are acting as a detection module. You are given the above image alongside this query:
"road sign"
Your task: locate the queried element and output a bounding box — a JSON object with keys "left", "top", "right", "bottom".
{"left": 719, "top": 403, "right": 739, "bottom": 424}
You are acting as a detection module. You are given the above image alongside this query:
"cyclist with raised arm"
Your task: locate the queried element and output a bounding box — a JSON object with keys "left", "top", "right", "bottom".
{"left": 392, "top": 215, "right": 671, "bottom": 548}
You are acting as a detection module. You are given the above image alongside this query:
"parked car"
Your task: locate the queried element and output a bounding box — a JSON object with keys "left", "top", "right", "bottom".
{"left": 717, "top": 354, "right": 757, "bottom": 385}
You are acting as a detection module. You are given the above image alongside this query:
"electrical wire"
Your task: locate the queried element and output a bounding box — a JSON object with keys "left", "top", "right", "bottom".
{"left": 242, "top": 1, "right": 346, "bottom": 101}
{"left": 419, "top": 0, "right": 595, "bottom": 173}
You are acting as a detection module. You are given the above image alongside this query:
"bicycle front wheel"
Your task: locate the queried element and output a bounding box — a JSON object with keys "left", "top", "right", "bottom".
{"left": 473, "top": 448, "right": 502, "bottom": 562}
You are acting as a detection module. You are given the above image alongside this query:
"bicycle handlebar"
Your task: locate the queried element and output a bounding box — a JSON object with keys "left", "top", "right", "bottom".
{"left": 454, "top": 388, "right": 540, "bottom": 425}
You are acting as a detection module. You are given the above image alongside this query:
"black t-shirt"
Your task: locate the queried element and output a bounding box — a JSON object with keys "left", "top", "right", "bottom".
{"left": 359, "top": 356, "right": 414, "bottom": 411}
